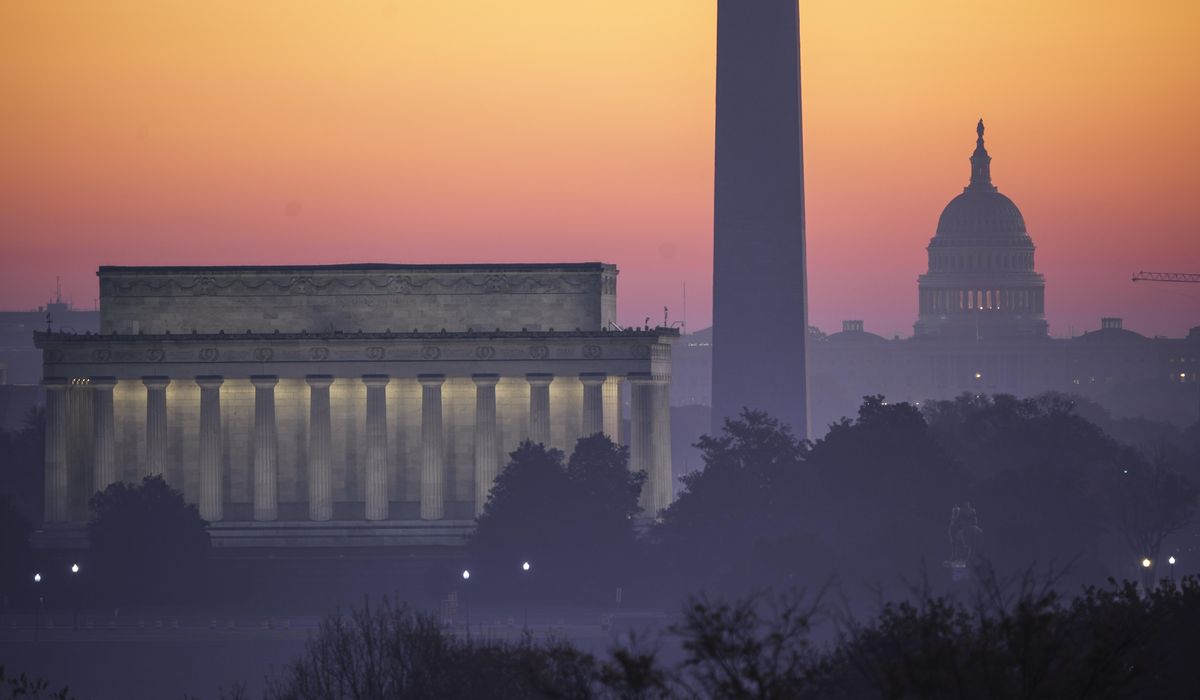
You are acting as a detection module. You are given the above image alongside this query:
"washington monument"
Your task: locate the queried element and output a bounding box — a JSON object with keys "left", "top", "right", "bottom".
{"left": 711, "top": 0, "right": 809, "bottom": 436}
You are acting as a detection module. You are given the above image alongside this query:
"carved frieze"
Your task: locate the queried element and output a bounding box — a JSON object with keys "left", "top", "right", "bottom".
{"left": 109, "top": 272, "right": 603, "bottom": 297}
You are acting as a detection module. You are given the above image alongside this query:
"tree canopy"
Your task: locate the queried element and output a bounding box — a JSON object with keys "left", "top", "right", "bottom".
{"left": 468, "top": 435, "right": 645, "bottom": 601}
{"left": 88, "top": 475, "right": 210, "bottom": 603}
{"left": 653, "top": 394, "right": 1197, "bottom": 600}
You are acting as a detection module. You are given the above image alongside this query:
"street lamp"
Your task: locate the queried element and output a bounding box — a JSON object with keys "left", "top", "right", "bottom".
{"left": 1169, "top": 555, "right": 1178, "bottom": 583}
{"left": 69, "top": 563, "right": 80, "bottom": 632}
{"left": 520, "top": 561, "right": 532, "bottom": 628}
{"left": 460, "top": 570, "right": 471, "bottom": 634}
{"left": 33, "top": 573, "right": 43, "bottom": 643}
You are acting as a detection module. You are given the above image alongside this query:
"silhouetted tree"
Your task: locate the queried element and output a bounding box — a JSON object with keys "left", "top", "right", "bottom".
{"left": 263, "top": 597, "right": 599, "bottom": 700}
{"left": 805, "top": 397, "right": 965, "bottom": 586}
{"left": 655, "top": 409, "right": 814, "bottom": 592}
{"left": 672, "top": 590, "right": 827, "bottom": 699}
{"left": 87, "top": 475, "right": 210, "bottom": 603}
{"left": 0, "top": 496, "right": 33, "bottom": 605}
{"left": 1104, "top": 457, "right": 1197, "bottom": 586}
{"left": 248, "top": 574, "right": 1200, "bottom": 700}
{"left": 827, "top": 574, "right": 1200, "bottom": 699}
{"left": 923, "top": 393, "right": 1199, "bottom": 584}
{"left": 924, "top": 394, "right": 1129, "bottom": 581}
{"left": 657, "top": 401, "right": 962, "bottom": 595}
{"left": 0, "top": 407, "right": 44, "bottom": 523}
{"left": 468, "top": 436, "right": 644, "bottom": 601}
{"left": 0, "top": 666, "right": 75, "bottom": 700}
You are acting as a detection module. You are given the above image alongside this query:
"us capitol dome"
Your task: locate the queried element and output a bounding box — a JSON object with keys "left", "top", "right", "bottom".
{"left": 914, "top": 120, "right": 1048, "bottom": 338}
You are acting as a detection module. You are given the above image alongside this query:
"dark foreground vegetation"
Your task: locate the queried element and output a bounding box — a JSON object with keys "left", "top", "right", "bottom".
{"left": 261, "top": 574, "right": 1200, "bottom": 699}
{"left": 12, "top": 573, "right": 1198, "bottom": 699}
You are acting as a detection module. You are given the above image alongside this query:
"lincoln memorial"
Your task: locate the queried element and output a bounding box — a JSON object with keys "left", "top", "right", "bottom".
{"left": 34, "top": 263, "right": 675, "bottom": 546}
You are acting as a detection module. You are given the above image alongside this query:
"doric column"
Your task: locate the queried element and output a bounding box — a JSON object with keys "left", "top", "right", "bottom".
{"left": 90, "top": 376, "right": 118, "bottom": 493}
{"left": 196, "top": 376, "right": 224, "bottom": 522}
{"left": 628, "top": 373, "right": 654, "bottom": 515}
{"left": 143, "top": 376, "right": 170, "bottom": 477}
{"left": 649, "top": 375, "right": 674, "bottom": 516}
{"left": 472, "top": 374, "right": 500, "bottom": 515}
{"left": 630, "top": 373, "right": 672, "bottom": 517}
{"left": 306, "top": 375, "right": 334, "bottom": 522}
{"left": 526, "top": 373, "right": 553, "bottom": 446}
{"left": 603, "top": 376, "right": 621, "bottom": 442}
{"left": 419, "top": 374, "right": 446, "bottom": 520}
{"left": 251, "top": 375, "right": 279, "bottom": 522}
{"left": 362, "top": 374, "right": 390, "bottom": 521}
{"left": 43, "top": 378, "right": 69, "bottom": 523}
{"left": 580, "top": 372, "right": 606, "bottom": 437}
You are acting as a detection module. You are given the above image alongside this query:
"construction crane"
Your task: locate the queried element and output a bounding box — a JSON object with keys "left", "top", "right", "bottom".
{"left": 1131, "top": 271, "right": 1200, "bottom": 283}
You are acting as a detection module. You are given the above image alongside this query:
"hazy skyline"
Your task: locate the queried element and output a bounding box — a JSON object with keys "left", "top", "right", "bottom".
{"left": 2, "top": 1, "right": 1197, "bottom": 337}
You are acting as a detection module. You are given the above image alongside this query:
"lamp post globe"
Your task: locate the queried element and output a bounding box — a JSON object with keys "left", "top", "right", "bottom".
{"left": 70, "top": 563, "right": 79, "bottom": 574}
{"left": 1141, "top": 558, "right": 1152, "bottom": 569}
{"left": 522, "top": 561, "right": 531, "bottom": 572}
{"left": 462, "top": 569, "right": 470, "bottom": 581}
{"left": 1169, "top": 556, "right": 1177, "bottom": 565}
{"left": 33, "top": 573, "right": 41, "bottom": 583}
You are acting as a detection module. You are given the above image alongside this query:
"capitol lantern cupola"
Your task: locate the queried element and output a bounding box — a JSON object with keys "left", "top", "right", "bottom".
{"left": 915, "top": 120, "right": 1048, "bottom": 339}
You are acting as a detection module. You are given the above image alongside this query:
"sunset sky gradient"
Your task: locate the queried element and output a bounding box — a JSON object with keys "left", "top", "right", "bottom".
{"left": 2, "top": 1, "right": 1197, "bottom": 337}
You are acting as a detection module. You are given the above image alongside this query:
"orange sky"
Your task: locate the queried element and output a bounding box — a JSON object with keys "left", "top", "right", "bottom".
{"left": 1, "top": 1, "right": 1197, "bottom": 337}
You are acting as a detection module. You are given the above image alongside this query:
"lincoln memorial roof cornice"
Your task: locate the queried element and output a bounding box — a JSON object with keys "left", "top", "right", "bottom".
{"left": 34, "top": 328, "right": 676, "bottom": 377}
{"left": 34, "top": 328, "right": 677, "bottom": 344}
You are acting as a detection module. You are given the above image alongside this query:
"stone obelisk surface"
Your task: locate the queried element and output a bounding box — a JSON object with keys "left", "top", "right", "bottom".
{"left": 712, "top": 0, "right": 809, "bottom": 437}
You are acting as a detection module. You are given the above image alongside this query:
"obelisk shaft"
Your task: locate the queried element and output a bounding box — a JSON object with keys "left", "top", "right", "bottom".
{"left": 712, "top": 0, "right": 809, "bottom": 437}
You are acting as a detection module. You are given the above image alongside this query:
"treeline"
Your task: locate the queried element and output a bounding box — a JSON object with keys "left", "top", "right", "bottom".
{"left": 2, "top": 393, "right": 1195, "bottom": 607}
{"left": 467, "top": 394, "right": 1198, "bottom": 605}
{"left": 239, "top": 574, "right": 1200, "bottom": 699}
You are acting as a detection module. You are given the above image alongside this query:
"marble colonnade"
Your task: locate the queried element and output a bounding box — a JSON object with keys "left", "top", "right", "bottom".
{"left": 48, "top": 371, "right": 672, "bottom": 523}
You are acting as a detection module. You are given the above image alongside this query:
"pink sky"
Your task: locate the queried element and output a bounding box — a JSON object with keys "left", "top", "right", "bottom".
{"left": 1, "top": 1, "right": 1197, "bottom": 338}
